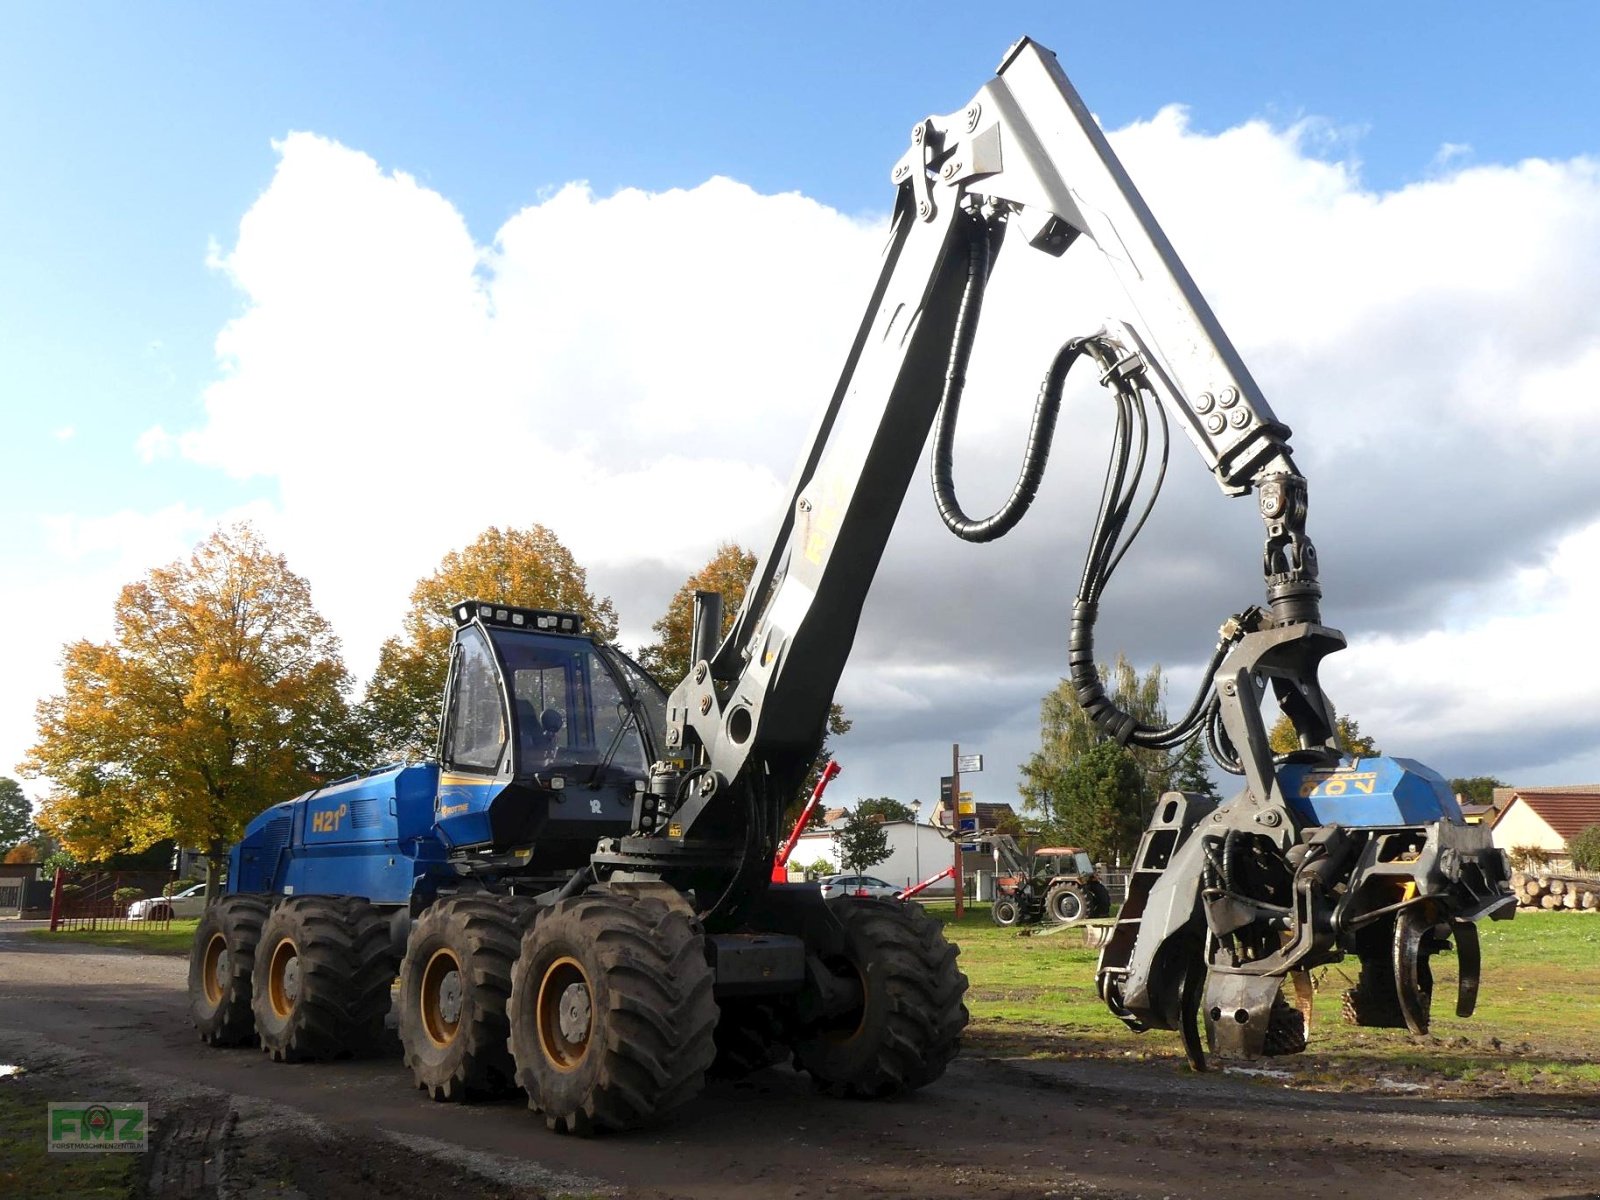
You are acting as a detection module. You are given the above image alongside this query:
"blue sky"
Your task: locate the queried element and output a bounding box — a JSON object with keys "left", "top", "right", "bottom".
{"left": 5, "top": 3, "right": 1600, "bottom": 806}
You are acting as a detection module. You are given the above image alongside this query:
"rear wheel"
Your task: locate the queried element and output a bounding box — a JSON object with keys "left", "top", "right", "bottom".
{"left": 1046, "top": 883, "right": 1086, "bottom": 924}
{"left": 189, "top": 896, "right": 271, "bottom": 1046}
{"left": 990, "top": 895, "right": 1021, "bottom": 927}
{"left": 399, "top": 894, "right": 533, "bottom": 1100}
{"left": 792, "top": 897, "right": 968, "bottom": 1098}
{"left": 508, "top": 889, "right": 717, "bottom": 1134}
{"left": 252, "top": 896, "right": 397, "bottom": 1062}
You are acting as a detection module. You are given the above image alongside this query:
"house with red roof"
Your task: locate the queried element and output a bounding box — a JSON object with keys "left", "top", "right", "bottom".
{"left": 1490, "top": 785, "right": 1600, "bottom": 870}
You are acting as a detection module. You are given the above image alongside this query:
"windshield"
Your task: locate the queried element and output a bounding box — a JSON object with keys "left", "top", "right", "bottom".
{"left": 489, "top": 630, "right": 654, "bottom": 782}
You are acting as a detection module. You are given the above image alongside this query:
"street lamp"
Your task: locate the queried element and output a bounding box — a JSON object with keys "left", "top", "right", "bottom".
{"left": 911, "top": 799, "right": 922, "bottom": 885}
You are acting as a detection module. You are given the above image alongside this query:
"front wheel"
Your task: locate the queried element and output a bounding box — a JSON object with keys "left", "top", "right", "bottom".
{"left": 399, "top": 895, "right": 533, "bottom": 1100}
{"left": 508, "top": 889, "right": 717, "bottom": 1134}
{"left": 990, "top": 895, "right": 1021, "bottom": 927}
{"left": 792, "top": 898, "right": 968, "bottom": 1098}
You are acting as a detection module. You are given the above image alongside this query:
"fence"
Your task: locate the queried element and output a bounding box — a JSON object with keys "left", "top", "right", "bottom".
{"left": 48, "top": 868, "right": 175, "bottom": 933}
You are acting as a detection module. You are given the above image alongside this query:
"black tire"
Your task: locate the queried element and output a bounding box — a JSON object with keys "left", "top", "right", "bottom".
{"left": 1087, "top": 880, "right": 1113, "bottom": 918}
{"left": 149, "top": 904, "right": 173, "bottom": 923}
{"left": 792, "top": 897, "right": 968, "bottom": 1098}
{"left": 189, "top": 895, "right": 271, "bottom": 1046}
{"left": 709, "top": 999, "right": 790, "bottom": 1079}
{"left": 1046, "top": 883, "right": 1086, "bottom": 925}
{"left": 990, "top": 895, "right": 1022, "bottom": 927}
{"left": 399, "top": 894, "right": 533, "bottom": 1100}
{"left": 1340, "top": 915, "right": 1407, "bottom": 1029}
{"left": 508, "top": 889, "right": 718, "bottom": 1134}
{"left": 252, "top": 896, "right": 398, "bottom": 1062}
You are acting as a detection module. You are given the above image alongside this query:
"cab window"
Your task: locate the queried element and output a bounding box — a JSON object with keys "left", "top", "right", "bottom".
{"left": 447, "top": 627, "right": 506, "bottom": 771}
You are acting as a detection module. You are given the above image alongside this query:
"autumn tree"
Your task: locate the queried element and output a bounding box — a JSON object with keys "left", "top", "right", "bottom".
{"left": 638, "top": 542, "right": 851, "bottom": 815}
{"left": 638, "top": 542, "right": 759, "bottom": 685}
{"left": 1019, "top": 653, "right": 1169, "bottom": 840}
{"left": 23, "top": 525, "right": 362, "bottom": 894}
{"left": 1268, "top": 712, "right": 1380, "bottom": 757}
{"left": 363, "top": 525, "right": 619, "bottom": 759}
{"left": 0, "top": 777, "right": 31, "bottom": 853}
{"left": 835, "top": 808, "right": 892, "bottom": 874}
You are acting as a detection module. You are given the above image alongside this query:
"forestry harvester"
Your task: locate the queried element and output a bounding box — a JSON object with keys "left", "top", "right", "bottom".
{"left": 189, "top": 35, "right": 1516, "bottom": 1128}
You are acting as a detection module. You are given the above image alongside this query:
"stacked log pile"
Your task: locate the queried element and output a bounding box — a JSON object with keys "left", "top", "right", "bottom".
{"left": 1509, "top": 871, "right": 1600, "bottom": 911}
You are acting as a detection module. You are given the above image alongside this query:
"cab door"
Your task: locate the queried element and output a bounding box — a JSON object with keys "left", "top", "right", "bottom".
{"left": 434, "top": 625, "right": 512, "bottom": 847}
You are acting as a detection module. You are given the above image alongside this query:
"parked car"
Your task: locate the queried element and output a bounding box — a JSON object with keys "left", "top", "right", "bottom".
{"left": 128, "top": 883, "right": 207, "bottom": 921}
{"left": 819, "top": 874, "right": 901, "bottom": 900}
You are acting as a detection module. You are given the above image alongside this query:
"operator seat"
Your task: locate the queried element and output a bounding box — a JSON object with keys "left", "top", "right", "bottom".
{"left": 517, "top": 698, "right": 556, "bottom": 768}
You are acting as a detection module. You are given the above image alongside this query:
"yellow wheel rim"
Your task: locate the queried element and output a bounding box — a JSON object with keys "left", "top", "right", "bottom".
{"left": 420, "top": 947, "right": 465, "bottom": 1048}
{"left": 825, "top": 961, "right": 869, "bottom": 1045}
{"left": 201, "top": 932, "right": 228, "bottom": 1007}
{"left": 267, "top": 937, "right": 301, "bottom": 1019}
{"left": 536, "top": 956, "right": 593, "bottom": 1072}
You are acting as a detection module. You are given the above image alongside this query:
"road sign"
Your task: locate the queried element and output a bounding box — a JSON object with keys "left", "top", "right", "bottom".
{"left": 958, "top": 815, "right": 977, "bottom": 833}
{"left": 958, "top": 797, "right": 975, "bottom": 815}
{"left": 959, "top": 843, "right": 979, "bottom": 853}
{"left": 939, "top": 776, "right": 952, "bottom": 804}
{"left": 957, "top": 753, "right": 983, "bottom": 773}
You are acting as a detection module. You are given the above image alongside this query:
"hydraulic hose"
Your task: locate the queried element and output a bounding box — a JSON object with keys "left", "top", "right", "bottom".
{"left": 928, "top": 208, "right": 1235, "bottom": 769}
{"left": 931, "top": 216, "right": 1065, "bottom": 542}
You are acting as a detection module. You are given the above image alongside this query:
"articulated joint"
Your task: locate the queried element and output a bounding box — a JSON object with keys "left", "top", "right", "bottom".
{"left": 1258, "top": 472, "right": 1321, "bottom": 626}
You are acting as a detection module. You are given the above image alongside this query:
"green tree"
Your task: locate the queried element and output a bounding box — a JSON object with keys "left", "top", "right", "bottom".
{"left": 834, "top": 808, "right": 891, "bottom": 874}
{"left": 855, "top": 796, "right": 916, "bottom": 823}
{"left": 23, "top": 524, "right": 362, "bottom": 895}
{"left": 363, "top": 524, "right": 619, "bottom": 759}
{"left": 0, "top": 777, "right": 32, "bottom": 853}
{"left": 1020, "top": 653, "right": 1168, "bottom": 838}
{"left": 1168, "top": 737, "right": 1221, "bottom": 802}
{"left": 1043, "top": 740, "right": 1146, "bottom": 863}
{"left": 1449, "top": 776, "right": 1507, "bottom": 806}
{"left": 1568, "top": 824, "right": 1600, "bottom": 873}
{"left": 638, "top": 542, "right": 850, "bottom": 814}
{"left": 1268, "top": 711, "right": 1380, "bottom": 757}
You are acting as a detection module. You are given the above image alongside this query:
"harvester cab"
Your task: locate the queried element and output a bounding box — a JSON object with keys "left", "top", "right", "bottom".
{"left": 429, "top": 600, "right": 666, "bottom": 866}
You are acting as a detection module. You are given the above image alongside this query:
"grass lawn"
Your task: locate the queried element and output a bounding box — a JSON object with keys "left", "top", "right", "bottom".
{"left": 0, "top": 1082, "right": 138, "bottom": 1200}
{"left": 926, "top": 902, "right": 1600, "bottom": 1095}
{"left": 27, "top": 919, "right": 199, "bottom": 957}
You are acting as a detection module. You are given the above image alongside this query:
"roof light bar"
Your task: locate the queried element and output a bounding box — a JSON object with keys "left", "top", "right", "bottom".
{"left": 450, "top": 598, "right": 584, "bottom": 634}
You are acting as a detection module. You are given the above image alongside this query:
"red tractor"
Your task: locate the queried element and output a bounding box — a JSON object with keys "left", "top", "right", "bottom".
{"left": 983, "top": 837, "right": 1111, "bottom": 927}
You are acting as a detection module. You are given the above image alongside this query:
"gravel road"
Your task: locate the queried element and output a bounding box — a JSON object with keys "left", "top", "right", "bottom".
{"left": 2, "top": 923, "right": 1596, "bottom": 1199}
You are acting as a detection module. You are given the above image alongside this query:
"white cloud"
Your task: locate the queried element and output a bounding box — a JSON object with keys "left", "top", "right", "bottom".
{"left": 11, "top": 112, "right": 1600, "bottom": 806}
